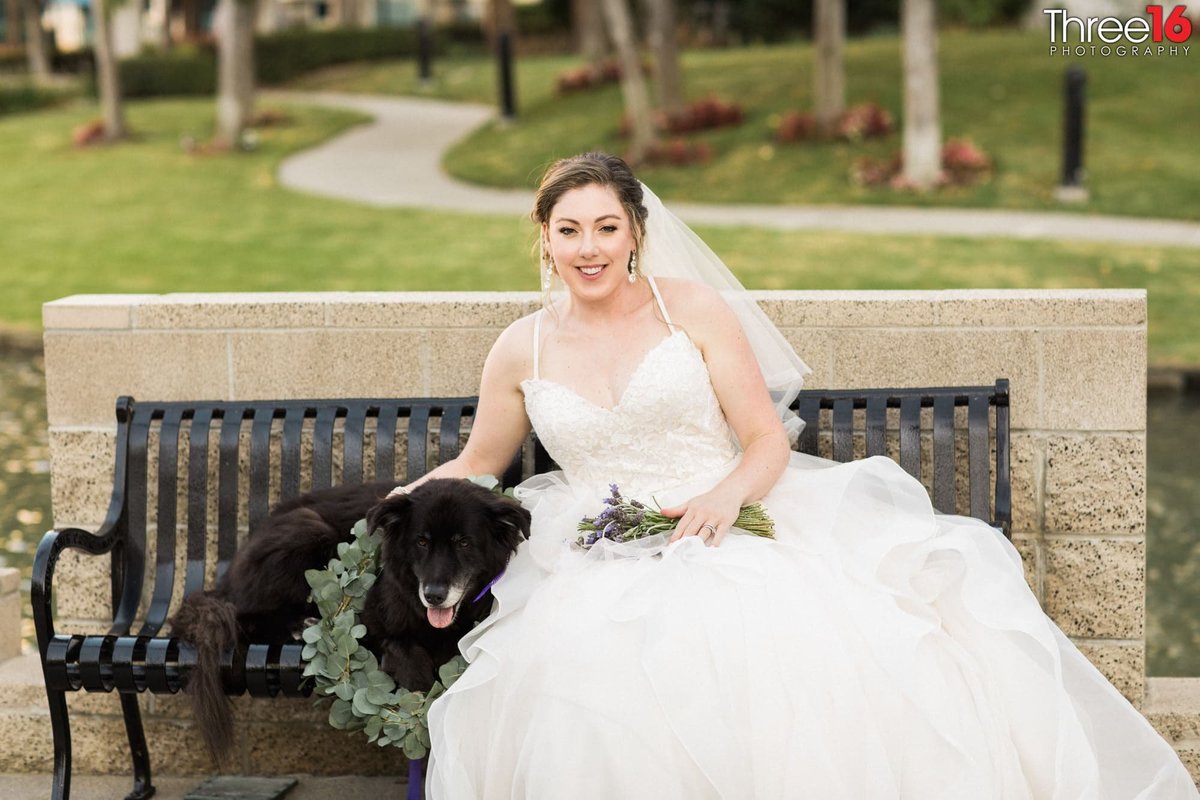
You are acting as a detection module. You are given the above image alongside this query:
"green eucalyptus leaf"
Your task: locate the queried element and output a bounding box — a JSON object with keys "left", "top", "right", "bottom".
{"left": 352, "top": 688, "right": 381, "bottom": 716}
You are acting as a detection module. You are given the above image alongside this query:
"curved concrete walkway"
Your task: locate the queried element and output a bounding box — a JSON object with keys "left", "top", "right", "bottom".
{"left": 271, "top": 91, "right": 1200, "bottom": 248}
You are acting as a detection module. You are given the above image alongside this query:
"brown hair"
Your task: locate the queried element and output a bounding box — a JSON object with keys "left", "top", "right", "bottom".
{"left": 531, "top": 152, "right": 648, "bottom": 250}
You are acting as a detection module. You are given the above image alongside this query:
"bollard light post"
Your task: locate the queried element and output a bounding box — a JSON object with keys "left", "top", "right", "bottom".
{"left": 1056, "top": 66, "right": 1088, "bottom": 203}
{"left": 497, "top": 30, "right": 517, "bottom": 122}
{"left": 416, "top": 17, "right": 433, "bottom": 88}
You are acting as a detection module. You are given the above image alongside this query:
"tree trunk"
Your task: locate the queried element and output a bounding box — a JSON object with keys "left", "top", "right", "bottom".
{"left": 643, "top": 0, "right": 682, "bottom": 118}
{"left": 92, "top": 0, "right": 127, "bottom": 140}
{"left": 813, "top": 0, "right": 844, "bottom": 137}
{"left": 901, "top": 0, "right": 941, "bottom": 190}
{"left": 215, "top": 0, "right": 256, "bottom": 148}
{"left": 573, "top": 0, "right": 607, "bottom": 68}
{"left": 19, "top": 0, "right": 52, "bottom": 84}
{"left": 600, "top": 0, "right": 655, "bottom": 163}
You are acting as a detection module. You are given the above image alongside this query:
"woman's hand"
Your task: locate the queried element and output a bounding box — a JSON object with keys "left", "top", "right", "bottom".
{"left": 660, "top": 485, "right": 743, "bottom": 547}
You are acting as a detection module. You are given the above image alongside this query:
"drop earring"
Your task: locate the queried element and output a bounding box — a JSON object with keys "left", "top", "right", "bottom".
{"left": 628, "top": 251, "right": 638, "bottom": 283}
{"left": 541, "top": 240, "right": 554, "bottom": 290}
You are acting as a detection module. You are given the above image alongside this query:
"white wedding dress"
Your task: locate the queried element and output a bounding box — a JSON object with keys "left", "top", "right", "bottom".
{"left": 426, "top": 281, "right": 1196, "bottom": 799}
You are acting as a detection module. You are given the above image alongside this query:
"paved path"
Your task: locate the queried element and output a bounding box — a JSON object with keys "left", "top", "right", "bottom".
{"left": 271, "top": 91, "right": 1200, "bottom": 248}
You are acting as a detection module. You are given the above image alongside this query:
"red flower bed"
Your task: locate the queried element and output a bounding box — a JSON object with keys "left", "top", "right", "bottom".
{"left": 850, "top": 138, "right": 994, "bottom": 190}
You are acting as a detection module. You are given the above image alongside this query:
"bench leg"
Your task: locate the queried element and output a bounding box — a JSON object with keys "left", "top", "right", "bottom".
{"left": 119, "top": 692, "right": 156, "bottom": 800}
{"left": 45, "top": 686, "right": 72, "bottom": 800}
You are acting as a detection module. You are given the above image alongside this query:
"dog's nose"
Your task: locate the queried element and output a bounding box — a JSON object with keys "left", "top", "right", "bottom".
{"left": 423, "top": 583, "right": 450, "bottom": 607}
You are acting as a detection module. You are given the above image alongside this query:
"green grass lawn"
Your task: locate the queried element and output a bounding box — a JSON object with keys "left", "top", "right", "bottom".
{"left": 2, "top": 96, "right": 1198, "bottom": 364}
{"left": 290, "top": 30, "right": 1200, "bottom": 221}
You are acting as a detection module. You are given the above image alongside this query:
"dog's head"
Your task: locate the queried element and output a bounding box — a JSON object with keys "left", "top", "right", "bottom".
{"left": 367, "top": 479, "right": 529, "bottom": 630}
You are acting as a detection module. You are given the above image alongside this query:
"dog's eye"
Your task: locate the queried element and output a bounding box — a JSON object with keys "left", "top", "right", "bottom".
{"left": 455, "top": 539, "right": 471, "bottom": 549}
{"left": 416, "top": 536, "right": 430, "bottom": 548}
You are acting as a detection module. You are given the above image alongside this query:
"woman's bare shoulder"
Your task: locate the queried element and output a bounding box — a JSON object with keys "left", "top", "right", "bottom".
{"left": 652, "top": 277, "right": 732, "bottom": 327}
{"left": 487, "top": 310, "right": 541, "bottom": 374}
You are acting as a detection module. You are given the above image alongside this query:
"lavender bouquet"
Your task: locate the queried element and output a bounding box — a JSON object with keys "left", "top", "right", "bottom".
{"left": 576, "top": 484, "right": 775, "bottom": 548}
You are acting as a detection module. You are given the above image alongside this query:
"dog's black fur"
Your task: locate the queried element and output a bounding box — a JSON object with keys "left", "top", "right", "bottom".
{"left": 170, "top": 478, "right": 529, "bottom": 763}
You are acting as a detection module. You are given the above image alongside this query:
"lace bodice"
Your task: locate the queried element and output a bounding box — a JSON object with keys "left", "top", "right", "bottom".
{"left": 520, "top": 282, "right": 738, "bottom": 500}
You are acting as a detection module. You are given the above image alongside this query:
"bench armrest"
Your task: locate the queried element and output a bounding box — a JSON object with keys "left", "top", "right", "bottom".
{"left": 31, "top": 525, "right": 121, "bottom": 656}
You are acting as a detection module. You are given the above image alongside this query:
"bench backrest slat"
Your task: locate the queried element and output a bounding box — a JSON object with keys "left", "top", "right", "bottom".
{"left": 865, "top": 396, "right": 886, "bottom": 457}
{"left": 899, "top": 395, "right": 921, "bottom": 479}
{"left": 408, "top": 405, "right": 431, "bottom": 483}
{"left": 312, "top": 407, "right": 338, "bottom": 492}
{"left": 280, "top": 407, "right": 305, "bottom": 502}
{"left": 968, "top": 394, "right": 991, "bottom": 523}
{"left": 217, "top": 408, "right": 244, "bottom": 582}
{"left": 932, "top": 395, "right": 955, "bottom": 514}
{"left": 375, "top": 403, "right": 399, "bottom": 482}
{"left": 343, "top": 406, "right": 367, "bottom": 486}
{"left": 248, "top": 409, "right": 273, "bottom": 534}
{"left": 184, "top": 407, "right": 214, "bottom": 598}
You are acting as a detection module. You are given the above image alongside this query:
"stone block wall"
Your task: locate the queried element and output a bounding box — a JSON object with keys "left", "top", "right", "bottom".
{"left": 35, "top": 288, "right": 1152, "bottom": 773}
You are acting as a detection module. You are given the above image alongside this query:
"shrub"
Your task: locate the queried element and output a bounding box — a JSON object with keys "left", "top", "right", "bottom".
{"left": 774, "top": 102, "right": 893, "bottom": 144}
{"left": 637, "top": 137, "right": 714, "bottom": 167}
{"left": 620, "top": 95, "right": 744, "bottom": 137}
{"left": 850, "top": 137, "right": 993, "bottom": 189}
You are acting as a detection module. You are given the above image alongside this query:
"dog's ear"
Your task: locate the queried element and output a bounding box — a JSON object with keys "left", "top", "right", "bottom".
{"left": 489, "top": 495, "right": 531, "bottom": 552}
{"left": 367, "top": 492, "right": 412, "bottom": 538}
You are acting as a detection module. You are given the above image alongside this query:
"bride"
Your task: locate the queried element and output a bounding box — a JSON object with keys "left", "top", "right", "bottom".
{"left": 393, "top": 152, "right": 1196, "bottom": 798}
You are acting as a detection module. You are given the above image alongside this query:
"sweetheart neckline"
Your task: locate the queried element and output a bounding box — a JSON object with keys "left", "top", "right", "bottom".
{"left": 521, "top": 330, "right": 696, "bottom": 414}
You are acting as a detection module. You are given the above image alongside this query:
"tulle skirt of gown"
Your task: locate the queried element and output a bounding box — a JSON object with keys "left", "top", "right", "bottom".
{"left": 426, "top": 453, "right": 1197, "bottom": 799}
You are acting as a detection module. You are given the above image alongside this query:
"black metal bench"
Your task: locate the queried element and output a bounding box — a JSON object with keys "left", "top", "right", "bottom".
{"left": 32, "top": 380, "right": 1010, "bottom": 800}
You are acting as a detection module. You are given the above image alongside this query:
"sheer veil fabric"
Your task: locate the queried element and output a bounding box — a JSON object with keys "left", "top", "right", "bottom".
{"left": 423, "top": 186, "right": 1198, "bottom": 799}
{"left": 637, "top": 184, "right": 812, "bottom": 443}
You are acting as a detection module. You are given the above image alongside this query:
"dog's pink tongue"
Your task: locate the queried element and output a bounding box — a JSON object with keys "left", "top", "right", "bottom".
{"left": 427, "top": 607, "right": 455, "bottom": 629}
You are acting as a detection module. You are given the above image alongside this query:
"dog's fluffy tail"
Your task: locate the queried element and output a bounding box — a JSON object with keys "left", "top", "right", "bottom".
{"left": 171, "top": 592, "right": 240, "bottom": 764}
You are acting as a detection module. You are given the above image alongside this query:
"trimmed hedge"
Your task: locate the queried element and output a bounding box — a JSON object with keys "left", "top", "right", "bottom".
{"left": 85, "top": 24, "right": 486, "bottom": 98}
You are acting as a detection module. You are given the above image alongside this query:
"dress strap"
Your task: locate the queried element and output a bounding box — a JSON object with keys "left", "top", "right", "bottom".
{"left": 532, "top": 309, "right": 543, "bottom": 380}
{"left": 647, "top": 275, "right": 675, "bottom": 328}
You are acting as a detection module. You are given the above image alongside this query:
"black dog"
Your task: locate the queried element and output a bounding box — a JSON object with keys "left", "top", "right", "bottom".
{"left": 170, "top": 478, "right": 528, "bottom": 762}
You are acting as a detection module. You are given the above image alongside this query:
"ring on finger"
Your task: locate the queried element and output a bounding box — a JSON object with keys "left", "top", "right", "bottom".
{"left": 699, "top": 523, "right": 717, "bottom": 537}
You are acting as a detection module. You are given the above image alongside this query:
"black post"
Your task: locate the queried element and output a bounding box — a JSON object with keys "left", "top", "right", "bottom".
{"left": 497, "top": 31, "right": 517, "bottom": 121}
{"left": 1061, "top": 67, "right": 1086, "bottom": 189}
{"left": 416, "top": 18, "right": 433, "bottom": 85}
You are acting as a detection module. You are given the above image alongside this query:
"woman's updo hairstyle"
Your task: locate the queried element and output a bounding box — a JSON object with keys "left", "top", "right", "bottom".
{"left": 532, "top": 152, "right": 648, "bottom": 251}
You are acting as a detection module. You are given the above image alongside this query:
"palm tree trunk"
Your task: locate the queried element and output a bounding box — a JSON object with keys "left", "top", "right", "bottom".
{"left": 92, "top": 0, "right": 127, "bottom": 140}
{"left": 215, "top": 0, "right": 256, "bottom": 148}
{"left": 573, "top": 0, "right": 607, "bottom": 69}
{"left": 19, "top": 0, "right": 52, "bottom": 85}
{"left": 643, "top": 0, "right": 682, "bottom": 117}
{"left": 901, "top": 0, "right": 941, "bottom": 190}
{"left": 600, "top": 0, "right": 655, "bottom": 163}
{"left": 813, "top": 0, "right": 845, "bottom": 137}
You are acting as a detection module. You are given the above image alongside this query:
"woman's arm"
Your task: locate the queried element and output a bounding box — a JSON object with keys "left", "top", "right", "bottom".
{"left": 658, "top": 281, "right": 791, "bottom": 545}
{"left": 390, "top": 318, "right": 534, "bottom": 495}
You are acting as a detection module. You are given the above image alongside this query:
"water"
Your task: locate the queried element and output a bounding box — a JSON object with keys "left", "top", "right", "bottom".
{"left": 0, "top": 347, "right": 1195, "bottom": 674}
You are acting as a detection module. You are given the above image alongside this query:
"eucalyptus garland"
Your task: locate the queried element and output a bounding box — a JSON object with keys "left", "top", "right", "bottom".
{"left": 302, "top": 517, "right": 467, "bottom": 758}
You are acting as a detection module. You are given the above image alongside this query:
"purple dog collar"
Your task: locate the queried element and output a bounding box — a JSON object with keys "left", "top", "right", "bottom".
{"left": 472, "top": 569, "right": 506, "bottom": 603}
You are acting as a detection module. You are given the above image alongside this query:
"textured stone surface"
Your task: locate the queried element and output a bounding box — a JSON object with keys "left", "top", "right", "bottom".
{"left": 1074, "top": 639, "right": 1145, "bottom": 704}
{"left": 48, "top": 429, "right": 117, "bottom": 528}
{"left": 136, "top": 294, "right": 328, "bottom": 330}
{"left": 829, "top": 329, "right": 1039, "bottom": 428}
{"left": 326, "top": 292, "right": 538, "bottom": 329}
{"left": 427, "top": 328, "right": 504, "bottom": 396}
{"left": 243, "top": 720, "right": 406, "bottom": 775}
{"left": 1010, "top": 534, "right": 1041, "bottom": 602}
{"left": 49, "top": 550, "right": 112, "bottom": 624}
{"left": 230, "top": 330, "right": 428, "bottom": 399}
{"left": 1043, "top": 537, "right": 1144, "bottom": 639}
{"left": 43, "top": 332, "right": 230, "bottom": 426}
{"left": 1041, "top": 328, "right": 1145, "bottom": 431}
{"left": 1009, "top": 433, "right": 1042, "bottom": 534}
{"left": 1044, "top": 434, "right": 1146, "bottom": 535}
{"left": 0, "top": 585, "right": 20, "bottom": 663}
